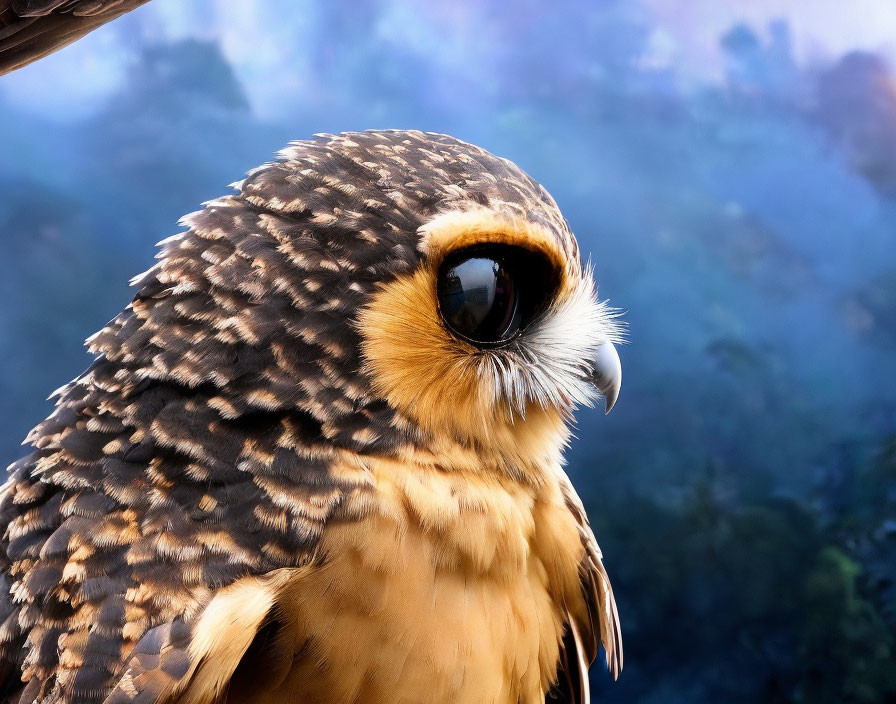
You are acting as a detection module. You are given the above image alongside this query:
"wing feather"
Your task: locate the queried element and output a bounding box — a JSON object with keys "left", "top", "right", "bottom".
{"left": 550, "top": 475, "right": 623, "bottom": 703}
{"left": 104, "top": 570, "right": 295, "bottom": 704}
{"left": 0, "top": 148, "right": 401, "bottom": 702}
{"left": 0, "top": 1, "right": 150, "bottom": 75}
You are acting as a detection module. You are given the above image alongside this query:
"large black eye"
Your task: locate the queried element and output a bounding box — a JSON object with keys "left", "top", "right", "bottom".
{"left": 436, "top": 245, "right": 557, "bottom": 346}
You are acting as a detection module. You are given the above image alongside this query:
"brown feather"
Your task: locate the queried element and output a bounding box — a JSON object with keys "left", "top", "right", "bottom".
{"left": 558, "top": 473, "right": 623, "bottom": 683}
{"left": 0, "top": 1, "right": 151, "bottom": 75}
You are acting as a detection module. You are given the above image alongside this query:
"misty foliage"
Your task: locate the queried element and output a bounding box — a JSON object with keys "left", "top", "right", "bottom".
{"left": 0, "top": 2, "right": 894, "bottom": 701}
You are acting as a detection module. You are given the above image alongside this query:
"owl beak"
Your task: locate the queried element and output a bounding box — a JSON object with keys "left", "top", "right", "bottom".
{"left": 589, "top": 342, "right": 622, "bottom": 414}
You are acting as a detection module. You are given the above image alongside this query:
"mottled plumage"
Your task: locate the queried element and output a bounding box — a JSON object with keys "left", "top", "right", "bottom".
{"left": 0, "top": 1, "right": 150, "bottom": 75}
{"left": 0, "top": 130, "right": 622, "bottom": 704}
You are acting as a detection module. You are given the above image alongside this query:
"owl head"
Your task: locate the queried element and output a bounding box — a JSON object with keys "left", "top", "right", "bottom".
{"left": 87, "top": 130, "right": 622, "bottom": 478}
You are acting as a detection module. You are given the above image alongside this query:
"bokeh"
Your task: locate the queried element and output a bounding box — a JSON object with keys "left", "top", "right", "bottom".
{"left": 2, "top": 1, "right": 895, "bottom": 701}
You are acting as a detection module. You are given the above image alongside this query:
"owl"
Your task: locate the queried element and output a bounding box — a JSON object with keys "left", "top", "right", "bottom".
{"left": 0, "top": 130, "right": 623, "bottom": 704}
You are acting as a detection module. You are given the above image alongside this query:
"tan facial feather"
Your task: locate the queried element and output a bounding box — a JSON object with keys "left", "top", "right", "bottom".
{"left": 358, "top": 209, "right": 620, "bottom": 470}
{"left": 357, "top": 261, "right": 571, "bottom": 472}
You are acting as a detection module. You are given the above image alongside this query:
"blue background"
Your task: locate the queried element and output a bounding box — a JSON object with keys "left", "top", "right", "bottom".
{"left": 2, "top": 1, "right": 895, "bottom": 701}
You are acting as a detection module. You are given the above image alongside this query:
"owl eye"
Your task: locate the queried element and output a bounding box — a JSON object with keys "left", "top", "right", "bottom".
{"left": 436, "top": 245, "right": 556, "bottom": 346}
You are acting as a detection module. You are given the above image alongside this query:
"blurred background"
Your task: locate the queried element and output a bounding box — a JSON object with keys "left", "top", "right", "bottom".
{"left": 2, "top": 1, "right": 895, "bottom": 701}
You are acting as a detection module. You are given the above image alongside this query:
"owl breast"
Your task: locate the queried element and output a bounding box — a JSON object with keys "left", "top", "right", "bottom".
{"left": 229, "top": 455, "right": 587, "bottom": 704}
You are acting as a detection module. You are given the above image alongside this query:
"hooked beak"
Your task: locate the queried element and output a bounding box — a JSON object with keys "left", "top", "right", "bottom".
{"left": 589, "top": 341, "right": 622, "bottom": 414}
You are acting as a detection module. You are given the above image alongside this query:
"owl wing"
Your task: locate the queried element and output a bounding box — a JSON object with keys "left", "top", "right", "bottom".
{"left": 0, "top": 160, "right": 405, "bottom": 704}
{"left": 549, "top": 475, "right": 622, "bottom": 704}
{"left": 0, "top": 0, "right": 149, "bottom": 75}
{"left": 0, "top": 145, "right": 408, "bottom": 703}
{"left": 0, "top": 359, "right": 370, "bottom": 704}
